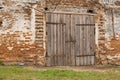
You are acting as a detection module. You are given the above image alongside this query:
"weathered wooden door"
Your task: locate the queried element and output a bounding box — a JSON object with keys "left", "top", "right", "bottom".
{"left": 46, "top": 12, "right": 95, "bottom": 66}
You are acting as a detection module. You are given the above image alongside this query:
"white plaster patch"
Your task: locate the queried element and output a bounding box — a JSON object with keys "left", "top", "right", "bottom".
{"left": 20, "top": 48, "right": 24, "bottom": 51}
{"left": 107, "top": 54, "right": 120, "bottom": 60}
{"left": 19, "top": 34, "right": 25, "bottom": 40}
{"left": 30, "top": 4, "right": 36, "bottom": 44}
{"left": 25, "top": 42, "right": 30, "bottom": 44}
{"left": 17, "top": 41, "right": 20, "bottom": 44}
{"left": 0, "top": 30, "right": 7, "bottom": 34}
{"left": 9, "top": 31, "right": 14, "bottom": 34}
{"left": 95, "top": 23, "right": 99, "bottom": 47}
{"left": 26, "top": 48, "right": 30, "bottom": 50}
{"left": 7, "top": 46, "right": 13, "bottom": 50}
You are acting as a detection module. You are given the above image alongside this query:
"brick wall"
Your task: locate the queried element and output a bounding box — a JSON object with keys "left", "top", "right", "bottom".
{"left": 94, "top": 0, "right": 120, "bottom": 65}
{"left": 0, "top": 0, "right": 45, "bottom": 65}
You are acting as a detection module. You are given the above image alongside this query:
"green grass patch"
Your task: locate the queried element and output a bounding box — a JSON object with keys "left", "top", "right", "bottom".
{"left": 0, "top": 66, "right": 120, "bottom": 80}
{"left": 0, "top": 61, "right": 4, "bottom": 66}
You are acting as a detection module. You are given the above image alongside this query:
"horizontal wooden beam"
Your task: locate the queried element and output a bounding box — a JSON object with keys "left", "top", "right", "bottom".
{"left": 45, "top": 11, "right": 96, "bottom": 16}
{"left": 76, "top": 55, "right": 95, "bottom": 57}
{"left": 46, "top": 54, "right": 66, "bottom": 57}
{"left": 46, "top": 22, "right": 66, "bottom": 25}
{"left": 76, "top": 24, "right": 95, "bottom": 26}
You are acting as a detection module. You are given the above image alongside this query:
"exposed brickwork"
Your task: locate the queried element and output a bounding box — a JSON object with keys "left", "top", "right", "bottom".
{"left": 34, "top": 4, "right": 46, "bottom": 65}
{"left": 0, "top": 0, "right": 45, "bottom": 65}
{"left": 96, "top": 0, "right": 120, "bottom": 65}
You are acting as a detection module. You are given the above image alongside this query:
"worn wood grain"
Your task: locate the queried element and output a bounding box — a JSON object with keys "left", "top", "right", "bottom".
{"left": 46, "top": 13, "right": 95, "bottom": 66}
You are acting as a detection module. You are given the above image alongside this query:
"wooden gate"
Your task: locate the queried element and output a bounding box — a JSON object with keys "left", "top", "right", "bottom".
{"left": 46, "top": 12, "right": 95, "bottom": 66}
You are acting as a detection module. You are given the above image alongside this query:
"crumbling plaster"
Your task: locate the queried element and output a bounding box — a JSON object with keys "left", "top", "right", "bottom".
{"left": 96, "top": 0, "right": 120, "bottom": 65}
{"left": 0, "top": 0, "right": 45, "bottom": 65}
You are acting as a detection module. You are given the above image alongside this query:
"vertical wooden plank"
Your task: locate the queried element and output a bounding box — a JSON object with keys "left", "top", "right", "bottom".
{"left": 78, "top": 15, "right": 81, "bottom": 66}
{"left": 59, "top": 14, "right": 62, "bottom": 66}
{"left": 58, "top": 14, "right": 61, "bottom": 66}
{"left": 59, "top": 14, "right": 63, "bottom": 66}
{"left": 56, "top": 13, "right": 59, "bottom": 66}
{"left": 81, "top": 15, "right": 84, "bottom": 66}
{"left": 56, "top": 14, "right": 59, "bottom": 66}
{"left": 91, "top": 15, "right": 95, "bottom": 65}
{"left": 86, "top": 15, "right": 90, "bottom": 66}
{"left": 71, "top": 15, "right": 76, "bottom": 66}
{"left": 90, "top": 15, "right": 93, "bottom": 65}
{"left": 62, "top": 21, "right": 65, "bottom": 66}
{"left": 75, "top": 15, "right": 80, "bottom": 66}
{"left": 65, "top": 14, "right": 68, "bottom": 66}
{"left": 47, "top": 13, "right": 52, "bottom": 66}
{"left": 66, "top": 14, "right": 69, "bottom": 66}
{"left": 84, "top": 15, "right": 87, "bottom": 66}
{"left": 52, "top": 13, "right": 55, "bottom": 66}
{"left": 79, "top": 15, "right": 83, "bottom": 66}
{"left": 53, "top": 13, "right": 57, "bottom": 66}
{"left": 68, "top": 14, "right": 71, "bottom": 66}
{"left": 51, "top": 13, "right": 54, "bottom": 66}
{"left": 62, "top": 14, "right": 66, "bottom": 66}
{"left": 46, "top": 13, "right": 49, "bottom": 66}
{"left": 87, "top": 15, "right": 91, "bottom": 65}
{"left": 89, "top": 15, "right": 92, "bottom": 65}
{"left": 85, "top": 15, "right": 87, "bottom": 66}
{"left": 61, "top": 14, "right": 65, "bottom": 66}
{"left": 89, "top": 15, "right": 95, "bottom": 65}
{"left": 55, "top": 14, "right": 58, "bottom": 66}
{"left": 69, "top": 14, "right": 71, "bottom": 66}
{"left": 49, "top": 13, "right": 52, "bottom": 66}
{"left": 70, "top": 14, "right": 75, "bottom": 66}
{"left": 65, "top": 14, "right": 71, "bottom": 65}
